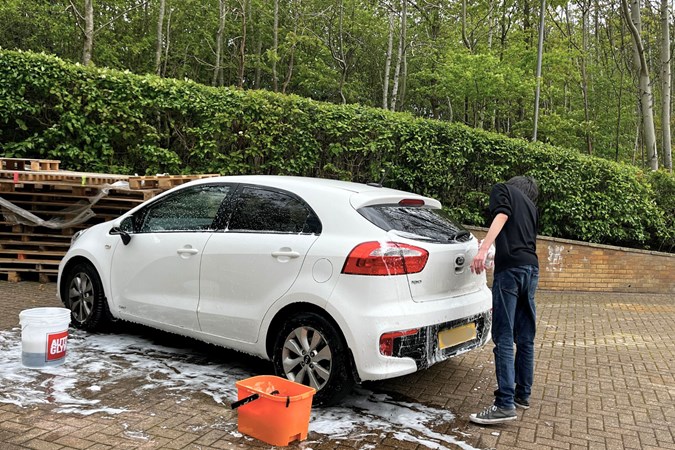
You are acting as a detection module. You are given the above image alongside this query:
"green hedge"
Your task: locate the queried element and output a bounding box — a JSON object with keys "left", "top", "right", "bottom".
{"left": 1, "top": 49, "right": 673, "bottom": 252}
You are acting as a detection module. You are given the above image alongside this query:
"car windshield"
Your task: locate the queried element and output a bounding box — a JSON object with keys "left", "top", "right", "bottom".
{"left": 358, "top": 205, "right": 470, "bottom": 244}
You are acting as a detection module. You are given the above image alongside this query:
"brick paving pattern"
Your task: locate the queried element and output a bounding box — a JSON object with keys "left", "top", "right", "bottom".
{"left": 1, "top": 281, "right": 673, "bottom": 449}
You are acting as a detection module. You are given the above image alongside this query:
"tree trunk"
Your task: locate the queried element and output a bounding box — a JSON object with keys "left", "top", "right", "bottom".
{"left": 253, "top": 1, "right": 262, "bottom": 89}
{"left": 282, "top": 1, "right": 299, "bottom": 94}
{"left": 82, "top": 0, "right": 94, "bottom": 65}
{"left": 633, "top": 98, "right": 641, "bottom": 165}
{"left": 383, "top": 9, "right": 394, "bottom": 109}
{"left": 213, "top": 0, "right": 227, "bottom": 86}
{"left": 461, "top": 0, "right": 472, "bottom": 51}
{"left": 282, "top": 46, "right": 295, "bottom": 94}
{"left": 238, "top": 0, "right": 247, "bottom": 89}
{"left": 400, "top": 37, "right": 408, "bottom": 108}
{"left": 325, "top": 0, "right": 350, "bottom": 104}
{"left": 498, "top": 0, "right": 512, "bottom": 61}
{"left": 487, "top": 1, "right": 494, "bottom": 49}
{"left": 155, "top": 0, "right": 166, "bottom": 76}
{"left": 622, "top": 0, "right": 658, "bottom": 170}
{"left": 580, "top": 0, "right": 592, "bottom": 154}
{"left": 661, "top": 0, "right": 672, "bottom": 171}
{"left": 532, "top": 0, "right": 546, "bottom": 141}
{"left": 337, "top": 0, "right": 347, "bottom": 104}
{"left": 162, "top": 7, "right": 172, "bottom": 77}
{"left": 615, "top": 47, "right": 624, "bottom": 162}
{"left": 272, "top": 0, "right": 279, "bottom": 92}
{"left": 391, "top": 0, "right": 406, "bottom": 111}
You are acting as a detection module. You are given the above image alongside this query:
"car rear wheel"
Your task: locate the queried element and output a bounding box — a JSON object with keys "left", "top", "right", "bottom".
{"left": 272, "top": 312, "right": 354, "bottom": 406}
{"left": 62, "top": 262, "right": 109, "bottom": 331}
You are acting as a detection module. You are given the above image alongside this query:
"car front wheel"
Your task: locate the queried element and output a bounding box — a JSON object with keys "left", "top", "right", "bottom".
{"left": 61, "top": 262, "right": 109, "bottom": 331}
{"left": 272, "top": 312, "right": 354, "bottom": 406}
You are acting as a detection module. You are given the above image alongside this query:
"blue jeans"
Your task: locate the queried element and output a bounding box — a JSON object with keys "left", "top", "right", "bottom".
{"left": 491, "top": 265, "right": 539, "bottom": 409}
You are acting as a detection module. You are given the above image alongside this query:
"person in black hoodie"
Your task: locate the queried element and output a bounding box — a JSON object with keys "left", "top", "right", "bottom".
{"left": 469, "top": 176, "right": 540, "bottom": 425}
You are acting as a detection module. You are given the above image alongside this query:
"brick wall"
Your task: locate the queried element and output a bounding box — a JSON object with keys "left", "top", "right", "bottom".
{"left": 467, "top": 227, "right": 675, "bottom": 294}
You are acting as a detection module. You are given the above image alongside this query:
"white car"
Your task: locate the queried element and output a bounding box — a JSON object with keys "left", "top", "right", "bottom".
{"left": 58, "top": 175, "right": 492, "bottom": 405}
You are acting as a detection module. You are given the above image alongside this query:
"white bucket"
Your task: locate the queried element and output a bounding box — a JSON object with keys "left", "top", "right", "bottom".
{"left": 19, "top": 307, "right": 71, "bottom": 368}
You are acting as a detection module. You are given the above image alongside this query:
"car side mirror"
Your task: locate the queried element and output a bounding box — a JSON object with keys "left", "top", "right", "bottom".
{"left": 110, "top": 216, "right": 134, "bottom": 245}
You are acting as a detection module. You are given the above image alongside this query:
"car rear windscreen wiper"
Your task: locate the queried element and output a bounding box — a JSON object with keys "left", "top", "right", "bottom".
{"left": 448, "top": 231, "right": 470, "bottom": 242}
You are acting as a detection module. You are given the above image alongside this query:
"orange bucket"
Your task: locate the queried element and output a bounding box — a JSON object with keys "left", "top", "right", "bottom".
{"left": 232, "top": 375, "right": 316, "bottom": 446}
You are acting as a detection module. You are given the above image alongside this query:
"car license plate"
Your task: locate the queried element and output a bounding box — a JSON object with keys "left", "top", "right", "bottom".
{"left": 438, "top": 323, "right": 476, "bottom": 350}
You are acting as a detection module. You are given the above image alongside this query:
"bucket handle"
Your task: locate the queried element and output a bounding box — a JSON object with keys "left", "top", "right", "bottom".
{"left": 231, "top": 393, "right": 259, "bottom": 409}
{"left": 230, "top": 389, "right": 285, "bottom": 409}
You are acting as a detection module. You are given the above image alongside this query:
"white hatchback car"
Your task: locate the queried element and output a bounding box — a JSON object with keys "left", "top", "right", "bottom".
{"left": 58, "top": 175, "right": 491, "bottom": 405}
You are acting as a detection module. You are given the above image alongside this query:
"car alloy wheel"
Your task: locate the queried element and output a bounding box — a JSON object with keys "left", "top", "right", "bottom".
{"left": 68, "top": 271, "right": 95, "bottom": 323}
{"left": 61, "top": 262, "right": 109, "bottom": 331}
{"left": 281, "top": 325, "right": 332, "bottom": 391}
{"left": 273, "top": 312, "right": 354, "bottom": 406}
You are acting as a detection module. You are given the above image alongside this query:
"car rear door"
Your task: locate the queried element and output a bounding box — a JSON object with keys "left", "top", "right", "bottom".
{"left": 197, "top": 184, "right": 320, "bottom": 343}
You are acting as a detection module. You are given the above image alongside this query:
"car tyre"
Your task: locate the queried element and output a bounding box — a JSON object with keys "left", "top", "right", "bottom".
{"left": 273, "top": 312, "right": 354, "bottom": 406}
{"left": 61, "top": 262, "right": 110, "bottom": 331}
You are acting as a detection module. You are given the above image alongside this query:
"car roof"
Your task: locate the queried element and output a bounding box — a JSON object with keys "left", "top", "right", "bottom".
{"left": 189, "top": 175, "right": 442, "bottom": 209}
{"left": 194, "top": 175, "right": 380, "bottom": 193}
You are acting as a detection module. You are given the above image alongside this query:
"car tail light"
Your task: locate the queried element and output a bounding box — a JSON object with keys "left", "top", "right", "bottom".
{"left": 341, "top": 241, "right": 429, "bottom": 275}
{"left": 398, "top": 199, "right": 425, "bottom": 206}
{"left": 380, "top": 329, "right": 419, "bottom": 356}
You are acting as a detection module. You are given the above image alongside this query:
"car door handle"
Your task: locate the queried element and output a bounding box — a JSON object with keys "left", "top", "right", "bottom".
{"left": 177, "top": 247, "right": 199, "bottom": 255}
{"left": 271, "top": 250, "right": 300, "bottom": 258}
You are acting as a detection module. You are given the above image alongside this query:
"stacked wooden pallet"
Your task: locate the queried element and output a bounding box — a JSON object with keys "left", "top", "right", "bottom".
{"left": 0, "top": 158, "right": 219, "bottom": 282}
{"left": 128, "top": 174, "right": 219, "bottom": 190}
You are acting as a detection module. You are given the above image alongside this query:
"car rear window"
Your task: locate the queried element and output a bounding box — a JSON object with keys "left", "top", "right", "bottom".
{"left": 358, "top": 205, "right": 470, "bottom": 244}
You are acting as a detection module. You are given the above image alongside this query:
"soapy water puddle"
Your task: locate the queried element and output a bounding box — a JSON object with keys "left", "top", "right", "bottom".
{"left": 0, "top": 326, "right": 478, "bottom": 450}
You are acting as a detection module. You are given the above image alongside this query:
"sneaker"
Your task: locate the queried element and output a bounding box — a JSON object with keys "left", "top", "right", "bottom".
{"left": 514, "top": 397, "right": 530, "bottom": 409}
{"left": 469, "top": 405, "right": 517, "bottom": 425}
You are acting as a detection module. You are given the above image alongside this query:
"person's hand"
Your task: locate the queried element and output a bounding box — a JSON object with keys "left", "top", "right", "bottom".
{"left": 471, "top": 243, "right": 489, "bottom": 275}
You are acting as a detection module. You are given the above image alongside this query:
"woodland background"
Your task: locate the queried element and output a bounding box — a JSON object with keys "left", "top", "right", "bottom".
{"left": 1, "top": 0, "right": 674, "bottom": 170}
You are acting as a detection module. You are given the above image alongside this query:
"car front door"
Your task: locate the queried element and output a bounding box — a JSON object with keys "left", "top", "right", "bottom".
{"left": 110, "top": 184, "right": 232, "bottom": 330}
{"left": 198, "top": 185, "right": 321, "bottom": 343}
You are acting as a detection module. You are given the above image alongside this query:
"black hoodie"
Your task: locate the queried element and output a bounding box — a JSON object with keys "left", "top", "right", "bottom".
{"left": 489, "top": 183, "right": 539, "bottom": 273}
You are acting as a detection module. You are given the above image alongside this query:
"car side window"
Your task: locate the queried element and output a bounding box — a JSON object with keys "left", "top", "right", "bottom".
{"left": 139, "top": 185, "right": 231, "bottom": 233}
{"left": 227, "top": 186, "right": 320, "bottom": 234}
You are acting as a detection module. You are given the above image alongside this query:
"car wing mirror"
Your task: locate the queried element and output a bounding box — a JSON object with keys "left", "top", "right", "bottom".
{"left": 110, "top": 217, "right": 134, "bottom": 245}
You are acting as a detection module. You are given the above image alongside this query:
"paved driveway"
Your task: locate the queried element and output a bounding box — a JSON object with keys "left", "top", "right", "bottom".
{"left": 1, "top": 281, "right": 673, "bottom": 450}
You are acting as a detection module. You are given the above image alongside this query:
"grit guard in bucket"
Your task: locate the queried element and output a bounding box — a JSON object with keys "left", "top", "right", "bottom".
{"left": 232, "top": 375, "right": 316, "bottom": 446}
{"left": 19, "top": 307, "right": 71, "bottom": 368}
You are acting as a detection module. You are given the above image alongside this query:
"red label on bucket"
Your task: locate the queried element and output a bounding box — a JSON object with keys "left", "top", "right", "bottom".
{"left": 46, "top": 330, "right": 68, "bottom": 361}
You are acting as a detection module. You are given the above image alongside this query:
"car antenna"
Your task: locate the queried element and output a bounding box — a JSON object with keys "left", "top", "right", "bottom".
{"left": 367, "top": 168, "right": 387, "bottom": 188}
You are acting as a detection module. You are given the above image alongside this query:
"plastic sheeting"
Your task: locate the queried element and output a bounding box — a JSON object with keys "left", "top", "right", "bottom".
{"left": 0, "top": 181, "right": 129, "bottom": 230}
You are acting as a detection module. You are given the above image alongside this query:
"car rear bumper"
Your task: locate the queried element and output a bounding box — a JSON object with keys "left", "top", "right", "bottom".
{"left": 326, "top": 280, "right": 492, "bottom": 381}
{"left": 391, "top": 310, "right": 491, "bottom": 370}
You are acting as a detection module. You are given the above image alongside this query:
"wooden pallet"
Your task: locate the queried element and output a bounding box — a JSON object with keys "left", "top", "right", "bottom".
{"left": 128, "top": 174, "right": 220, "bottom": 190}
{"left": 0, "top": 246, "right": 65, "bottom": 278}
{"left": 0, "top": 189, "right": 148, "bottom": 204}
{"left": 0, "top": 249, "right": 65, "bottom": 259}
{"left": 0, "top": 268, "right": 58, "bottom": 283}
{"left": 0, "top": 181, "right": 160, "bottom": 201}
{"left": 0, "top": 157, "right": 61, "bottom": 172}
{"left": 0, "top": 258, "right": 61, "bottom": 271}
{"left": 0, "top": 169, "right": 128, "bottom": 186}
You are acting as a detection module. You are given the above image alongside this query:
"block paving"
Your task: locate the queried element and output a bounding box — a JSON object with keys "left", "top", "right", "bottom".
{"left": 1, "top": 281, "right": 673, "bottom": 449}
